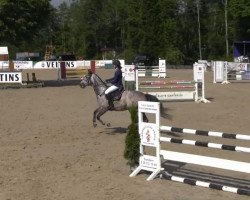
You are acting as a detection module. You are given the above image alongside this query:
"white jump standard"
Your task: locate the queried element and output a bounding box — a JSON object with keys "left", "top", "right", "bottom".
{"left": 130, "top": 101, "right": 250, "bottom": 196}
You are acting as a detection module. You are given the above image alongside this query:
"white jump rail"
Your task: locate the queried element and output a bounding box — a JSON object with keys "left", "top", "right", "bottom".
{"left": 130, "top": 101, "right": 250, "bottom": 196}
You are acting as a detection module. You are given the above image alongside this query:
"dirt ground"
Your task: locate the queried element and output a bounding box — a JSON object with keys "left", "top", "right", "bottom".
{"left": 0, "top": 68, "right": 249, "bottom": 200}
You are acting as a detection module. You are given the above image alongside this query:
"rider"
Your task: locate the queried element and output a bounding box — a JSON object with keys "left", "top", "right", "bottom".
{"left": 105, "top": 59, "right": 123, "bottom": 110}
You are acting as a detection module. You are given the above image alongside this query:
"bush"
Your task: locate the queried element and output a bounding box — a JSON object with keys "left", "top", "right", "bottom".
{"left": 124, "top": 106, "right": 140, "bottom": 167}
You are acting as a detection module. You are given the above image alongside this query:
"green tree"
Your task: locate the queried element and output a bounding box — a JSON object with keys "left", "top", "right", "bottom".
{"left": 0, "top": 0, "right": 53, "bottom": 56}
{"left": 2, "top": 0, "right": 250, "bottom": 63}
{"left": 159, "top": 0, "right": 182, "bottom": 63}
{"left": 229, "top": 0, "right": 250, "bottom": 40}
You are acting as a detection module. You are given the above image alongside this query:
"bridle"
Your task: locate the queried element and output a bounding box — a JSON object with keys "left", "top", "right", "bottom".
{"left": 80, "top": 73, "right": 107, "bottom": 97}
{"left": 80, "top": 75, "right": 91, "bottom": 88}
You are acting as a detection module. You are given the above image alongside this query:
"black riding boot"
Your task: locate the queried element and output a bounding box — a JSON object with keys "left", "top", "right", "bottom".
{"left": 105, "top": 94, "right": 114, "bottom": 110}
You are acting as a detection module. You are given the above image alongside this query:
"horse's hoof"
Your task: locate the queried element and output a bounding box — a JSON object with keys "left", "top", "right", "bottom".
{"left": 93, "top": 123, "right": 97, "bottom": 127}
{"left": 106, "top": 123, "right": 111, "bottom": 127}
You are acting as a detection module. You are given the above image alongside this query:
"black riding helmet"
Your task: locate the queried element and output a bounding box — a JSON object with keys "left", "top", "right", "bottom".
{"left": 112, "top": 59, "right": 121, "bottom": 68}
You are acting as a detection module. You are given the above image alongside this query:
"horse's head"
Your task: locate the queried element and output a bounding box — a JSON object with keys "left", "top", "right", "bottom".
{"left": 80, "top": 76, "right": 88, "bottom": 88}
{"left": 80, "top": 71, "right": 92, "bottom": 88}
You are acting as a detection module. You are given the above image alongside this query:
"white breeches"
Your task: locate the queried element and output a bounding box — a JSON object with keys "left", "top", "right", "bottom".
{"left": 105, "top": 85, "right": 119, "bottom": 94}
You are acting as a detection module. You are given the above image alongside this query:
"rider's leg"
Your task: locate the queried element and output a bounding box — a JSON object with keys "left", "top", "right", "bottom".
{"left": 105, "top": 93, "right": 113, "bottom": 110}
{"left": 105, "top": 85, "right": 118, "bottom": 110}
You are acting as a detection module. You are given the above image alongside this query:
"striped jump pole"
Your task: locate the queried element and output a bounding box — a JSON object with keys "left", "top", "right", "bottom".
{"left": 160, "top": 136, "right": 250, "bottom": 153}
{"left": 139, "top": 80, "right": 196, "bottom": 85}
{"left": 139, "top": 85, "right": 196, "bottom": 89}
{"left": 130, "top": 101, "right": 250, "bottom": 196}
{"left": 160, "top": 126, "right": 250, "bottom": 141}
{"left": 161, "top": 172, "right": 250, "bottom": 196}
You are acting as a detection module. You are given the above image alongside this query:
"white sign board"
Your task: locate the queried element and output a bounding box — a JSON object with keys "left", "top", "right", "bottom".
{"left": 138, "top": 101, "right": 160, "bottom": 113}
{"left": 193, "top": 63, "right": 204, "bottom": 82}
{"left": 139, "top": 155, "right": 159, "bottom": 170}
{"left": 0, "top": 71, "right": 22, "bottom": 83}
{"left": 158, "top": 59, "right": 166, "bottom": 78}
{"left": 123, "top": 65, "right": 135, "bottom": 81}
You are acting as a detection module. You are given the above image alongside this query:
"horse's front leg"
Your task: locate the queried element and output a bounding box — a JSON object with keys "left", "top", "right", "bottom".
{"left": 93, "top": 109, "right": 99, "bottom": 127}
{"left": 93, "top": 107, "right": 110, "bottom": 127}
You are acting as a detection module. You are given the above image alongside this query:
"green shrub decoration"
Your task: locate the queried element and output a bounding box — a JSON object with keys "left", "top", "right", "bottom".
{"left": 124, "top": 106, "right": 140, "bottom": 167}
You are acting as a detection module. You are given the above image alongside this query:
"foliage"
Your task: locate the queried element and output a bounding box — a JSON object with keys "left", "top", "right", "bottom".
{"left": 228, "top": 0, "right": 250, "bottom": 40}
{"left": 124, "top": 106, "right": 140, "bottom": 167}
{"left": 0, "top": 0, "right": 53, "bottom": 56}
{"left": 1, "top": 0, "right": 250, "bottom": 63}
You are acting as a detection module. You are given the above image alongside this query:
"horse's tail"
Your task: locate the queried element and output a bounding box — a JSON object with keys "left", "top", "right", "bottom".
{"left": 145, "top": 94, "right": 171, "bottom": 119}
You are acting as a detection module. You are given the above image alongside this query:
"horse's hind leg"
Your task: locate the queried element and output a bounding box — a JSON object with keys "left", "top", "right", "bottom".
{"left": 143, "top": 113, "right": 149, "bottom": 122}
{"left": 134, "top": 109, "right": 148, "bottom": 123}
{"left": 96, "top": 107, "right": 110, "bottom": 127}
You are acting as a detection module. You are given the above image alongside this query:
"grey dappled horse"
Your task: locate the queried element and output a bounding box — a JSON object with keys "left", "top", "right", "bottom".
{"left": 80, "top": 70, "right": 169, "bottom": 127}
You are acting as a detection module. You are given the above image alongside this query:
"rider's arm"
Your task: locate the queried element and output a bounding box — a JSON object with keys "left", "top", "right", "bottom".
{"left": 105, "top": 78, "right": 113, "bottom": 83}
{"left": 109, "top": 70, "right": 121, "bottom": 84}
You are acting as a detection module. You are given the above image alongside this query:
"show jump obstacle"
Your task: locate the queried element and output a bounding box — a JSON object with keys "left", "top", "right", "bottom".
{"left": 137, "top": 59, "right": 166, "bottom": 78}
{"left": 213, "top": 61, "right": 250, "bottom": 84}
{"left": 130, "top": 101, "right": 250, "bottom": 196}
{"left": 136, "top": 63, "right": 209, "bottom": 103}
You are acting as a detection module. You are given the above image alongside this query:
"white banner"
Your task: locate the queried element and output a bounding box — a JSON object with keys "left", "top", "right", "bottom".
{"left": 75, "top": 60, "right": 91, "bottom": 68}
{"left": 147, "top": 91, "right": 195, "bottom": 101}
{"left": 0, "top": 71, "right": 22, "bottom": 83}
{"left": 228, "top": 62, "right": 248, "bottom": 71}
{"left": 95, "top": 60, "right": 112, "bottom": 67}
{"left": 33, "top": 61, "right": 76, "bottom": 69}
{"left": 14, "top": 61, "right": 33, "bottom": 69}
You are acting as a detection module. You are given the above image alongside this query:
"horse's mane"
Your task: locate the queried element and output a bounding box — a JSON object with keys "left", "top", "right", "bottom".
{"left": 90, "top": 73, "right": 108, "bottom": 96}
{"left": 92, "top": 73, "right": 108, "bottom": 88}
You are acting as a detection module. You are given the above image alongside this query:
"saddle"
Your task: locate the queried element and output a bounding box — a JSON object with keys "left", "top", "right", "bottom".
{"left": 109, "top": 86, "right": 124, "bottom": 101}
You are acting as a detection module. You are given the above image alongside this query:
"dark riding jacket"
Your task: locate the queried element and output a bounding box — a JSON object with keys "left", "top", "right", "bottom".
{"left": 106, "top": 68, "right": 123, "bottom": 87}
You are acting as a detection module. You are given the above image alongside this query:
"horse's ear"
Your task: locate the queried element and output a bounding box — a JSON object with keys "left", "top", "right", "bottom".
{"left": 88, "top": 69, "right": 93, "bottom": 75}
